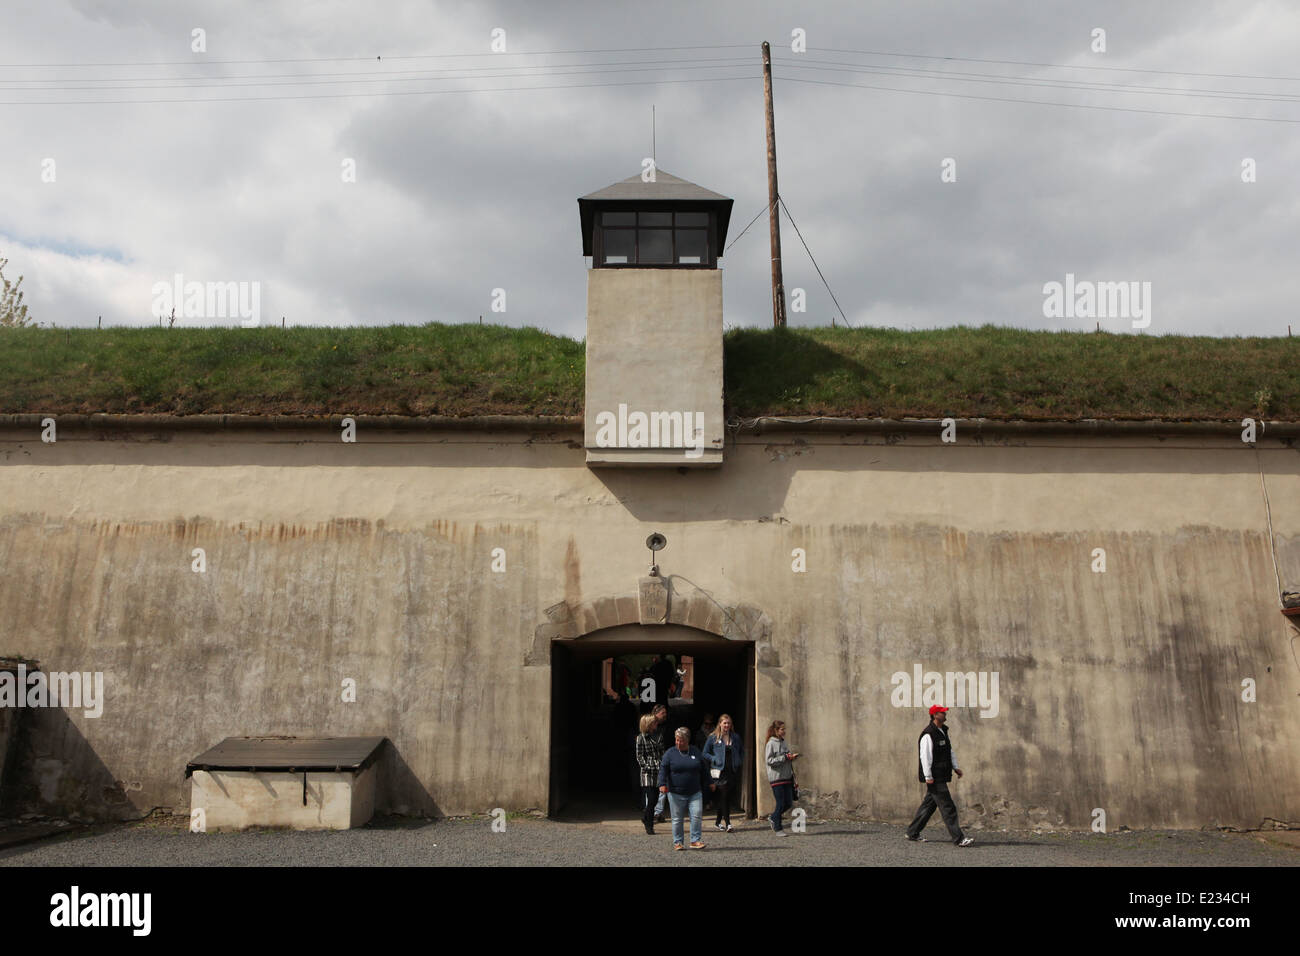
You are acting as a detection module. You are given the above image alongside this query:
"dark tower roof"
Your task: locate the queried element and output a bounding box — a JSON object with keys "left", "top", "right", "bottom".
{"left": 578, "top": 170, "right": 734, "bottom": 256}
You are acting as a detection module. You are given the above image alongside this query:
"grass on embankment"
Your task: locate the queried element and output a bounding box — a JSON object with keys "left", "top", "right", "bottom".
{"left": 0, "top": 323, "right": 584, "bottom": 417}
{"left": 724, "top": 325, "right": 1297, "bottom": 420}
{"left": 0, "top": 323, "right": 1295, "bottom": 420}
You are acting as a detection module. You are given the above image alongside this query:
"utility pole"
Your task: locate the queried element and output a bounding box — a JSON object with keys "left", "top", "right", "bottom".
{"left": 762, "top": 40, "right": 787, "bottom": 329}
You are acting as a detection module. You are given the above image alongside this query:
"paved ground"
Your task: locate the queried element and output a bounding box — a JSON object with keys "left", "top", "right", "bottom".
{"left": 2, "top": 813, "right": 1296, "bottom": 866}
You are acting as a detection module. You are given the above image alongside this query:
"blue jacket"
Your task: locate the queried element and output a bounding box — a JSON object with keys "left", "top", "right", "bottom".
{"left": 658, "top": 745, "right": 712, "bottom": 795}
{"left": 702, "top": 732, "right": 744, "bottom": 775}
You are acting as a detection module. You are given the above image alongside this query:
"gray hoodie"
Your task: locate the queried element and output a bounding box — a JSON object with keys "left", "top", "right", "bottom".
{"left": 765, "top": 735, "right": 794, "bottom": 784}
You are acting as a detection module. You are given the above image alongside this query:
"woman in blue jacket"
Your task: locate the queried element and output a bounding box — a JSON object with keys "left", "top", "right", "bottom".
{"left": 658, "top": 727, "right": 716, "bottom": 850}
{"left": 702, "top": 713, "right": 743, "bottom": 832}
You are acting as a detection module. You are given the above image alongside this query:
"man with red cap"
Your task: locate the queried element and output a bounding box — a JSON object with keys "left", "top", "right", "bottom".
{"left": 905, "top": 705, "right": 974, "bottom": 846}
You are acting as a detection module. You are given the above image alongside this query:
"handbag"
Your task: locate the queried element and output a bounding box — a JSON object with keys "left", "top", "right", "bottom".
{"left": 791, "top": 771, "right": 799, "bottom": 803}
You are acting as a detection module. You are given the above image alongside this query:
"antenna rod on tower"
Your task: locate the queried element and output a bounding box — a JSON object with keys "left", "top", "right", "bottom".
{"left": 652, "top": 104, "right": 656, "bottom": 165}
{"left": 761, "top": 41, "right": 787, "bottom": 329}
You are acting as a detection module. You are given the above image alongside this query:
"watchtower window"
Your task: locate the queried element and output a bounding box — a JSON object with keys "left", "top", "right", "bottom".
{"left": 596, "top": 210, "right": 715, "bottom": 268}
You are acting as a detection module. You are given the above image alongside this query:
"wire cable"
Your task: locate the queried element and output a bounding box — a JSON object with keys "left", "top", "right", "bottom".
{"left": 772, "top": 57, "right": 1300, "bottom": 105}
{"left": 777, "top": 195, "right": 851, "bottom": 328}
{"left": 1255, "top": 444, "right": 1285, "bottom": 608}
{"left": 724, "top": 198, "right": 775, "bottom": 253}
{"left": 814, "top": 47, "right": 1300, "bottom": 84}
{"left": 0, "top": 44, "right": 756, "bottom": 69}
{"left": 0, "top": 55, "right": 757, "bottom": 87}
{"left": 0, "top": 72, "right": 761, "bottom": 106}
{"left": 0, "top": 60, "right": 756, "bottom": 94}
{"left": 778, "top": 73, "right": 1300, "bottom": 124}
{"left": 7, "top": 40, "right": 1294, "bottom": 84}
{"left": 1252, "top": 443, "right": 1299, "bottom": 679}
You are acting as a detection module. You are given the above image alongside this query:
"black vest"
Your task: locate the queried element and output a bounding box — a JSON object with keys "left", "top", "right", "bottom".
{"left": 917, "top": 723, "right": 953, "bottom": 782}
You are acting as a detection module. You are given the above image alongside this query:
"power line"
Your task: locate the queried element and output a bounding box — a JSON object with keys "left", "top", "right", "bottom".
{"left": 774, "top": 56, "right": 1300, "bottom": 104}
{"left": 815, "top": 46, "right": 1300, "bottom": 84}
{"left": 0, "top": 54, "right": 755, "bottom": 86}
{"left": 6, "top": 38, "right": 1296, "bottom": 119}
{"left": 0, "top": 73, "right": 761, "bottom": 106}
{"left": 13, "top": 53, "right": 1299, "bottom": 108}
{"left": 0, "top": 44, "right": 755, "bottom": 69}
{"left": 0, "top": 60, "right": 757, "bottom": 94}
{"left": 779, "top": 73, "right": 1300, "bottom": 123}
{"left": 778, "top": 195, "right": 850, "bottom": 329}
{"left": 7, "top": 39, "right": 1294, "bottom": 86}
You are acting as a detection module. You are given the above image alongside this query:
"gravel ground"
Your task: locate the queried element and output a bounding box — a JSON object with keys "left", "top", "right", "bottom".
{"left": 2, "top": 814, "right": 1296, "bottom": 867}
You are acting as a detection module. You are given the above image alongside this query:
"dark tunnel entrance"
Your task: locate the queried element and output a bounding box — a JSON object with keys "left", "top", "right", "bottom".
{"left": 549, "top": 625, "right": 756, "bottom": 822}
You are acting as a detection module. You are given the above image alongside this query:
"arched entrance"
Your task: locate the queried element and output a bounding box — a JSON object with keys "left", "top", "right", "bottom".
{"left": 549, "top": 623, "right": 756, "bottom": 821}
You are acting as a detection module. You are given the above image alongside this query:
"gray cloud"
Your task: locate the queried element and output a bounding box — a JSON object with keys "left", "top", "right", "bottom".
{"left": 1, "top": 0, "right": 1297, "bottom": 336}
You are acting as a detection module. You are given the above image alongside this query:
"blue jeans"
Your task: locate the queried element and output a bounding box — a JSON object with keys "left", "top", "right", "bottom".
{"left": 770, "top": 782, "right": 793, "bottom": 831}
{"left": 655, "top": 790, "right": 667, "bottom": 816}
{"left": 667, "top": 791, "right": 703, "bottom": 845}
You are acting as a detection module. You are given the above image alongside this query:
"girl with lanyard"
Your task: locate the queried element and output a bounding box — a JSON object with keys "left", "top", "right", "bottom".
{"left": 703, "top": 713, "right": 743, "bottom": 831}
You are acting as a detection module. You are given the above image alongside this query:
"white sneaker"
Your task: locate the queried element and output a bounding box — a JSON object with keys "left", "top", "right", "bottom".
{"left": 957, "top": 837, "right": 974, "bottom": 847}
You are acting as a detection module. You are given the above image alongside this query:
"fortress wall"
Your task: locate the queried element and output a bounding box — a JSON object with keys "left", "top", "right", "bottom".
{"left": 0, "top": 424, "right": 1295, "bottom": 828}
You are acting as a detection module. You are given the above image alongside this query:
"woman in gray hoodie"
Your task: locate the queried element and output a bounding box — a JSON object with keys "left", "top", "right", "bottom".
{"left": 764, "top": 720, "right": 800, "bottom": 834}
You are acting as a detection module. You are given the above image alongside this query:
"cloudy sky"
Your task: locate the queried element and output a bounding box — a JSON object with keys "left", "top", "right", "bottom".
{"left": 2, "top": 0, "right": 1298, "bottom": 337}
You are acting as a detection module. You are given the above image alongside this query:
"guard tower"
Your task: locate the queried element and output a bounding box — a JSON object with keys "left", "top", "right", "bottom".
{"left": 579, "top": 170, "right": 734, "bottom": 467}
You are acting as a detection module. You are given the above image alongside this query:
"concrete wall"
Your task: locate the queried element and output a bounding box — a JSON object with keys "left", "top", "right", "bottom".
{"left": 190, "top": 765, "right": 376, "bottom": 830}
{"left": 584, "top": 269, "right": 723, "bottom": 465}
{"left": 0, "top": 422, "right": 1297, "bottom": 830}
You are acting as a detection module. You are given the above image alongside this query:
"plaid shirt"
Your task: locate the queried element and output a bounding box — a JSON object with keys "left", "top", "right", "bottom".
{"left": 635, "top": 732, "right": 666, "bottom": 787}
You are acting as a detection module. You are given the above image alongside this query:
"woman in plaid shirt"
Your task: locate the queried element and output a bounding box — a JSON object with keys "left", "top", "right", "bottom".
{"left": 635, "top": 713, "right": 666, "bottom": 835}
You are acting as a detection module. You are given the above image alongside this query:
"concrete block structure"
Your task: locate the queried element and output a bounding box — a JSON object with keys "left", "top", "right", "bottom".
{"left": 186, "top": 736, "right": 383, "bottom": 831}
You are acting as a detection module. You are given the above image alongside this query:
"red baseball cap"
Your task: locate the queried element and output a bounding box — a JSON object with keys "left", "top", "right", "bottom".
{"left": 929, "top": 705, "right": 949, "bottom": 716}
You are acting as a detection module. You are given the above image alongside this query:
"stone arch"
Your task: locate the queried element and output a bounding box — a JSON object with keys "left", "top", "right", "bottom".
{"left": 525, "top": 582, "right": 778, "bottom": 666}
